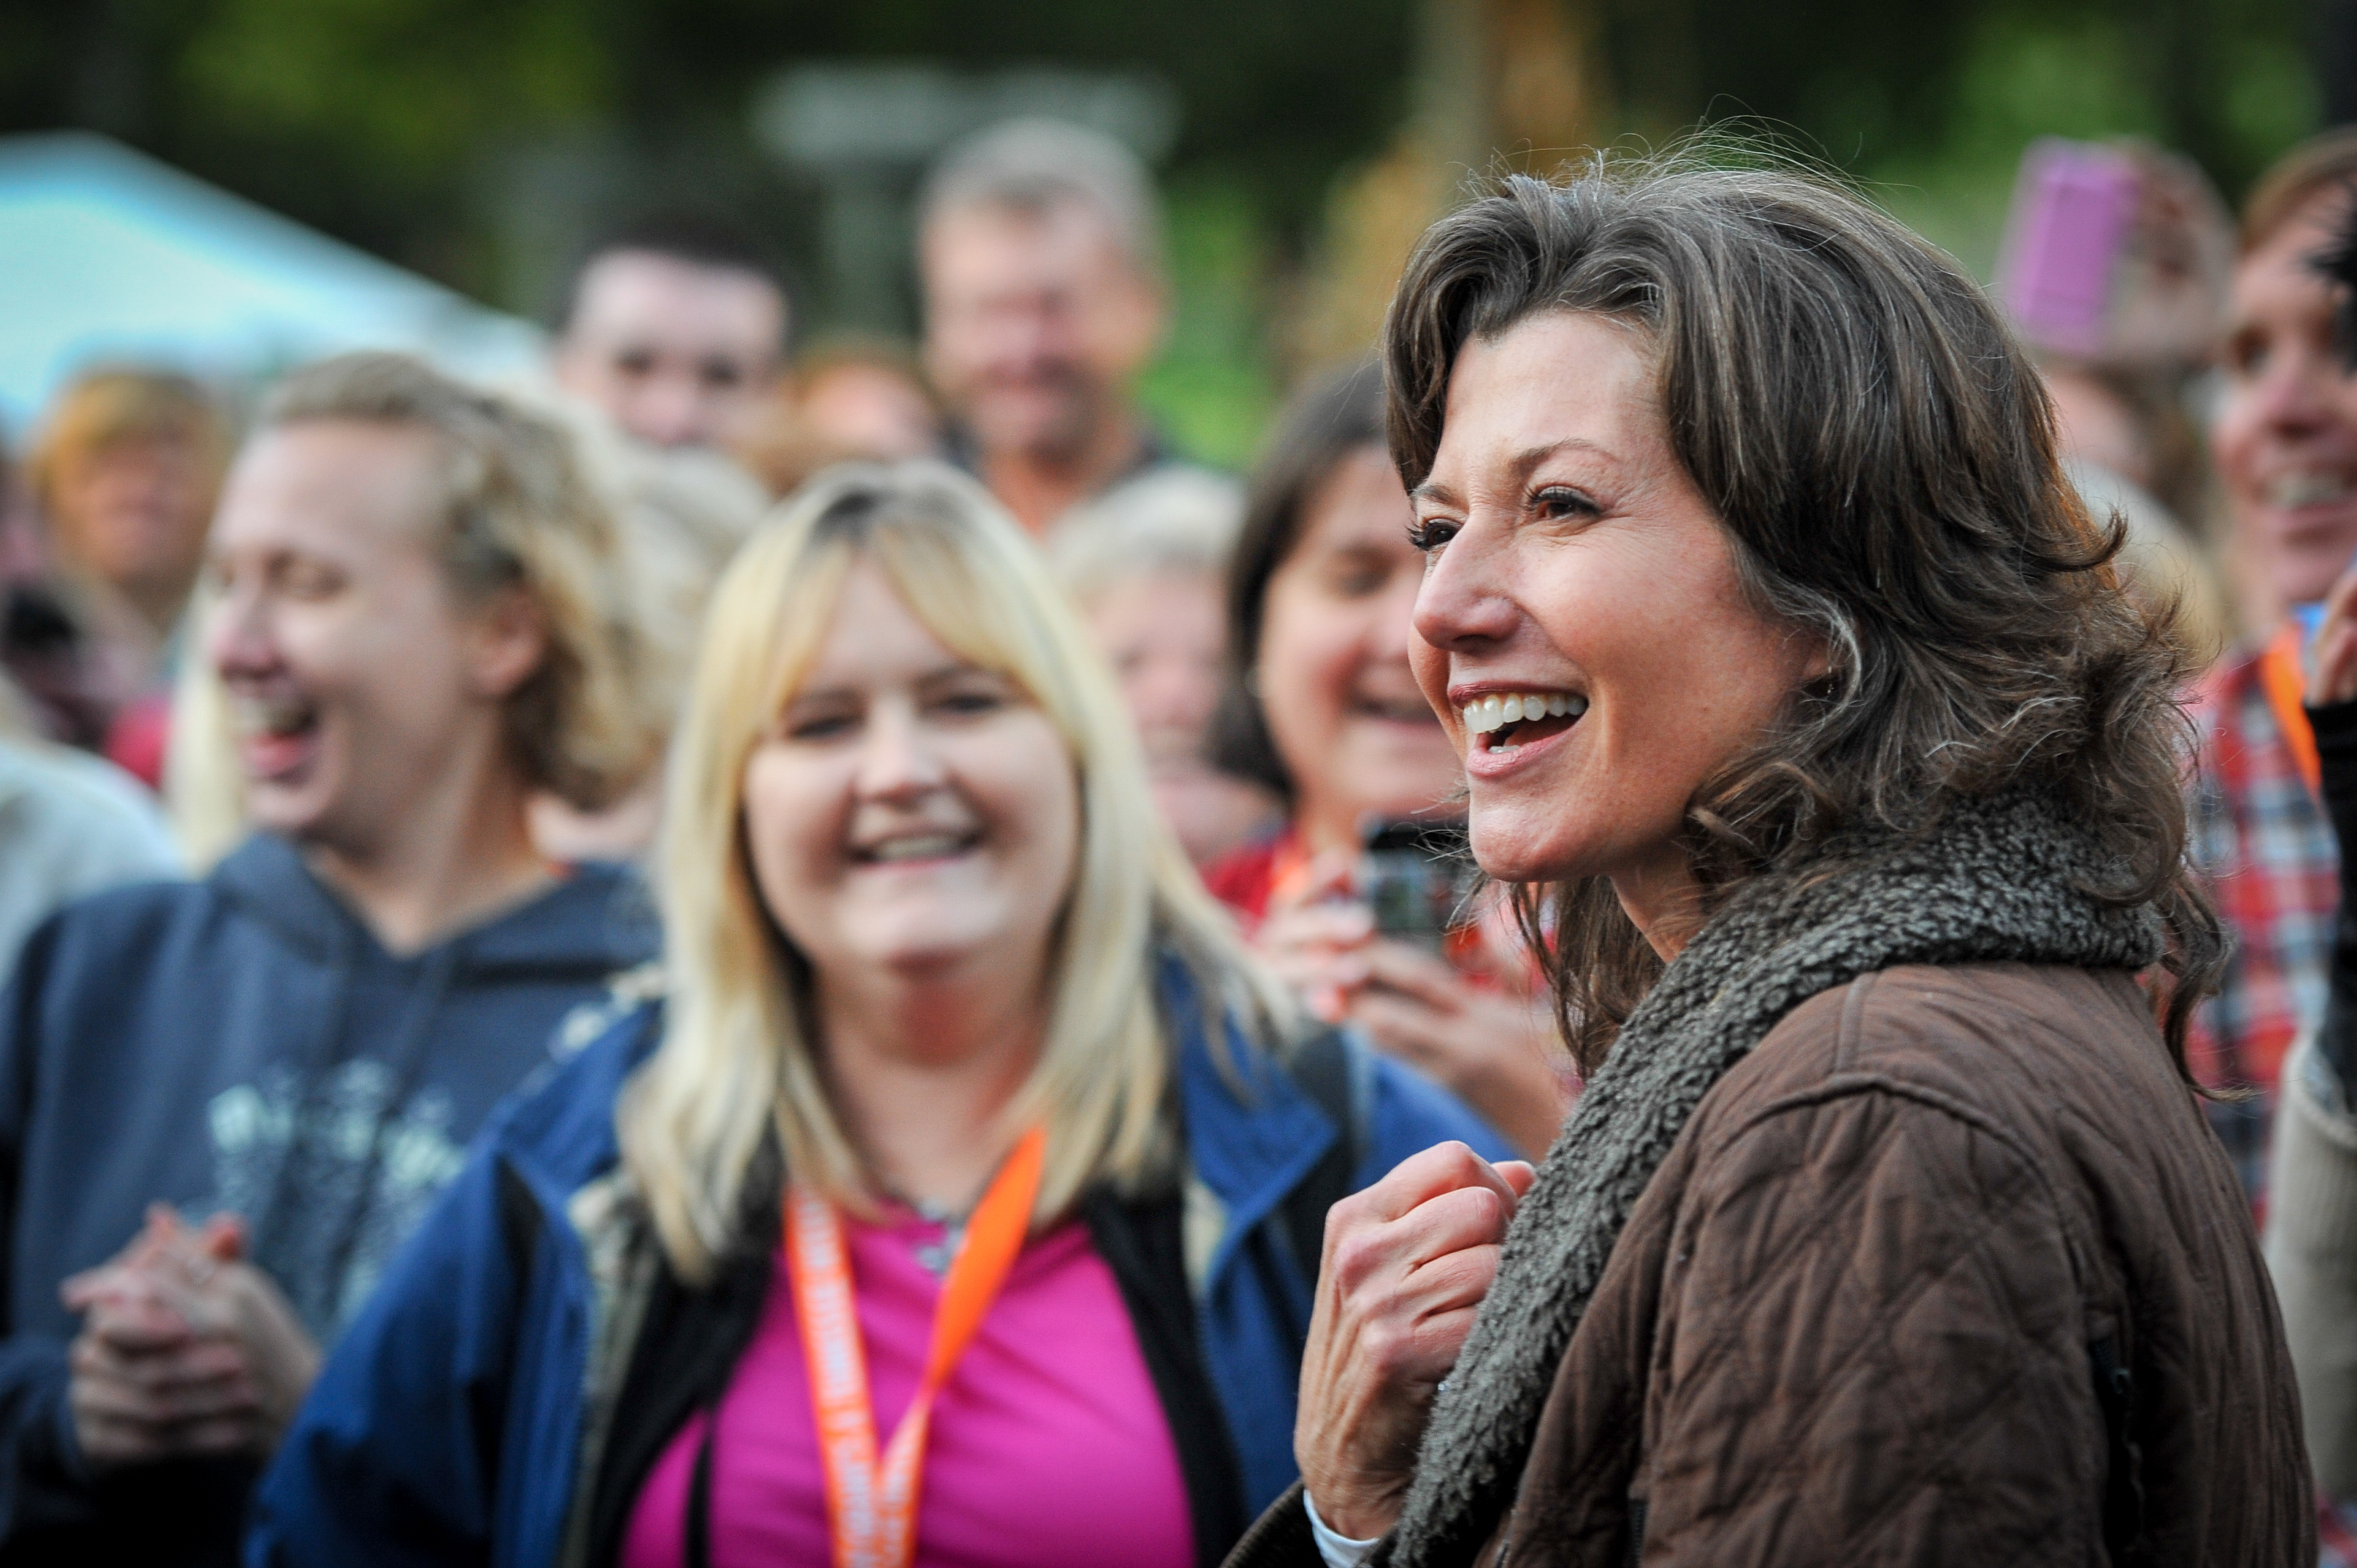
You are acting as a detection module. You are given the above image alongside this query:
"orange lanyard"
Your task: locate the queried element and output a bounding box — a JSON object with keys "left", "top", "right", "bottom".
{"left": 783, "top": 1126, "right": 1046, "bottom": 1568}
{"left": 1266, "top": 827, "right": 1314, "bottom": 910}
{"left": 2257, "top": 623, "right": 2322, "bottom": 795}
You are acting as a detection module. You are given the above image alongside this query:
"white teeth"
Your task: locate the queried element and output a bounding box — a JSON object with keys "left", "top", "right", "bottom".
{"left": 866, "top": 833, "right": 967, "bottom": 863}
{"left": 1460, "top": 692, "right": 1586, "bottom": 734}
{"left": 2270, "top": 472, "right": 2353, "bottom": 508}
{"left": 229, "top": 696, "right": 315, "bottom": 738}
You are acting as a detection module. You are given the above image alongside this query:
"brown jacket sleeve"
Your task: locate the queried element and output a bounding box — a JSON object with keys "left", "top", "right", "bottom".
{"left": 1635, "top": 1081, "right": 2107, "bottom": 1565}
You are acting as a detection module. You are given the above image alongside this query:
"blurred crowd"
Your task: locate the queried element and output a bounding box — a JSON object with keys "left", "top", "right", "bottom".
{"left": 3, "top": 108, "right": 2357, "bottom": 1566}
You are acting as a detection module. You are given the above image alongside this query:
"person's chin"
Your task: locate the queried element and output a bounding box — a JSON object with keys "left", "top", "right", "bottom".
{"left": 1466, "top": 822, "right": 1581, "bottom": 884}
{"left": 244, "top": 784, "right": 335, "bottom": 844}
{"left": 972, "top": 395, "right": 1064, "bottom": 443}
{"left": 2271, "top": 517, "right": 2357, "bottom": 600}
{"left": 859, "top": 928, "right": 1004, "bottom": 979}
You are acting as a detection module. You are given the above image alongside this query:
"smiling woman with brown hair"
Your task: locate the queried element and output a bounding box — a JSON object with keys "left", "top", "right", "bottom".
{"left": 1227, "top": 155, "right": 2312, "bottom": 1567}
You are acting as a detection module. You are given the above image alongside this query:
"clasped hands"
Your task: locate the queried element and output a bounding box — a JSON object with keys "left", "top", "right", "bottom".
{"left": 60, "top": 1205, "right": 320, "bottom": 1471}
{"left": 1297, "top": 1141, "right": 1538, "bottom": 1542}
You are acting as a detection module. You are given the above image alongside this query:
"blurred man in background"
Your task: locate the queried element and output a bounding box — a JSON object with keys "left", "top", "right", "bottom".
{"left": 550, "top": 215, "right": 789, "bottom": 452}
{"left": 920, "top": 117, "right": 1222, "bottom": 537}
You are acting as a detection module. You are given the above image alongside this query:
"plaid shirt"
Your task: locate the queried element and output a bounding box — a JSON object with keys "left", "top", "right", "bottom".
{"left": 2188, "top": 646, "right": 2340, "bottom": 1205}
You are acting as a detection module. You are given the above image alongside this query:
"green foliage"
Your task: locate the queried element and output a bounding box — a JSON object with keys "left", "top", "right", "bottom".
{"left": 2223, "top": 35, "right": 2327, "bottom": 167}
{"left": 0, "top": 0, "right": 2328, "bottom": 464}
{"left": 177, "top": 0, "right": 608, "bottom": 187}
{"left": 1136, "top": 177, "right": 1279, "bottom": 470}
{"left": 1861, "top": 3, "right": 2319, "bottom": 279}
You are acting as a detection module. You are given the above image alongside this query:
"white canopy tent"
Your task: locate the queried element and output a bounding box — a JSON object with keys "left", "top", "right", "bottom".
{"left": 0, "top": 131, "right": 542, "bottom": 434}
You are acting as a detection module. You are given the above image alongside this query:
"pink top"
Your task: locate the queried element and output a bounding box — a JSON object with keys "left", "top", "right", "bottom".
{"left": 619, "top": 1211, "right": 1195, "bottom": 1568}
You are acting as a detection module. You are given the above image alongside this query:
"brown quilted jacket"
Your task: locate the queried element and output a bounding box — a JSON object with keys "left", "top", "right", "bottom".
{"left": 1230, "top": 962, "right": 2313, "bottom": 1567}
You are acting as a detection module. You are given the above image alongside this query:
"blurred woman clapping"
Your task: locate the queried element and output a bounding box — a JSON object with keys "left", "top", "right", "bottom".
{"left": 0, "top": 354, "right": 663, "bottom": 1567}
{"left": 251, "top": 464, "right": 1508, "bottom": 1568}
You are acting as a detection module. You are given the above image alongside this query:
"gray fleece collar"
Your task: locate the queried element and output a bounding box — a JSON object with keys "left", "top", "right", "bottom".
{"left": 1384, "top": 788, "right": 2164, "bottom": 1567}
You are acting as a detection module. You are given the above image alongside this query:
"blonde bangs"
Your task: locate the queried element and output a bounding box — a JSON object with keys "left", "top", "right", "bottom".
{"left": 620, "top": 462, "right": 1277, "bottom": 1283}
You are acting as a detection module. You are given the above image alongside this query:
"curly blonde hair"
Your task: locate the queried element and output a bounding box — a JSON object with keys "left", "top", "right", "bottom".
{"left": 167, "top": 353, "right": 665, "bottom": 862}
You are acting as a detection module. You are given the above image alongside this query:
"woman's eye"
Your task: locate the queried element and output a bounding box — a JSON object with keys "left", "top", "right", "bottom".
{"left": 1407, "top": 518, "right": 1458, "bottom": 553}
{"left": 783, "top": 713, "right": 856, "bottom": 741}
{"left": 1533, "top": 486, "right": 1600, "bottom": 522}
{"left": 280, "top": 562, "right": 343, "bottom": 600}
{"left": 934, "top": 688, "right": 1007, "bottom": 717}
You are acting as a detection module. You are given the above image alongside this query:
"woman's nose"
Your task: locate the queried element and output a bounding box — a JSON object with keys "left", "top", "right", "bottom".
{"left": 1412, "top": 523, "right": 1520, "bottom": 652}
{"left": 854, "top": 704, "right": 948, "bottom": 799}
{"left": 204, "top": 581, "right": 278, "bottom": 677}
{"left": 2257, "top": 340, "right": 2344, "bottom": 434}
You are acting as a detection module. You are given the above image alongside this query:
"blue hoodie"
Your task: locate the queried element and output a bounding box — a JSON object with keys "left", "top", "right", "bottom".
{"left": 247, "top": 967, "right": 1512, "bottom": 1567}
{"left": 0, "top": 833, "right": 659, "bottom": 1567}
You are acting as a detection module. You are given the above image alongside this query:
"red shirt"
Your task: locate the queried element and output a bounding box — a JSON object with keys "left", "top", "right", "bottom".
{"left": 1199, "top": 825, "right": 1303, "bottom": 930}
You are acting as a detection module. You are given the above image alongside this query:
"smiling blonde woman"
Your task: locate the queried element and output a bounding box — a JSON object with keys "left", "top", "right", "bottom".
{"left": 252, "top": 461, "right": 1510, "bottom": 1568}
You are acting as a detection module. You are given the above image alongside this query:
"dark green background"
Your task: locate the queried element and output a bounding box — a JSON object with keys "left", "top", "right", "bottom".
{"left": 0, "top": 0, "right": 2327, "bottom": 464}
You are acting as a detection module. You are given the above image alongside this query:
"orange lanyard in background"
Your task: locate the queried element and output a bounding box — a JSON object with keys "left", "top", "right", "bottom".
{"left": 2258, "top": 622, "right": 2323, "bottom": 796}
{"left": 784, "top": 1125, "right": 1046, "bottom": 1568}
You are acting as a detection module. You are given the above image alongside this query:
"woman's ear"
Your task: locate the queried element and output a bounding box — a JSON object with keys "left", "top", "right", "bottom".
{"left": 464, "top": 585, "right": 549, "bottom": 701}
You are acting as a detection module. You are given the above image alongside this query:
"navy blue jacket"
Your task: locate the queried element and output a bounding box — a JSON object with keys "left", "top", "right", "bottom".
{"left": 0, "top": 834, "right": 658, "bottom": 1565}
{"left": 248, "top": 971, "right": 1511, "bottom": 1567}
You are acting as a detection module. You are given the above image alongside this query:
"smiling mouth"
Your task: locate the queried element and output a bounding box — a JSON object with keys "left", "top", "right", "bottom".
{"left": 852, "top": 830, "right": 982, "bottom": 866}
{"left": 227, "top": 692, "right": 321, "bottom": 778}
{"left": 1462, "top": 690, "right": 1587, "bottom": 753}
{"left": 2268, "top": 471, "right": 2357, "bottom": 510}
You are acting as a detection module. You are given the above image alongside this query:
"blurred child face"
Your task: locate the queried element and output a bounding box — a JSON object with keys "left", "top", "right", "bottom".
{"left": 1087, "top": 568, "right": 1225, "bottom": 771}
{"left": 1256, "top": 443, "right": 1462, "bottom": 849}
{"left": 800, "top": 361, "right": 944, "bottom": 462}
{"left": 1086, "top": 567, "right": 1274, "bottom": 863}
{"left": 51, "top": 432, "right": 214, "bottom": 609}
{"left": 2213, "top": 187, "right": 2357, "bottom": 610}
{"left": 204, "top": 422, "right": 533, "bottom": 854}
{"left": 743, "top": 560, "right": 1080, "bottom": 987}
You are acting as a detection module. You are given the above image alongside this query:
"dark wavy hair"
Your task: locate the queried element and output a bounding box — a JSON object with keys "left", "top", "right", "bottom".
{"left": 1384, "top": 155, "right": 2224, "bottom": 1077}
{"left": 1206, "top": 361, "right": 1388, "bottom": 801}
